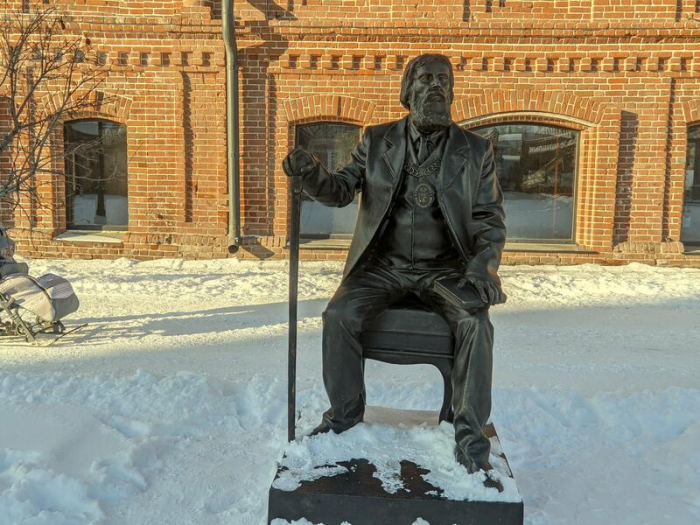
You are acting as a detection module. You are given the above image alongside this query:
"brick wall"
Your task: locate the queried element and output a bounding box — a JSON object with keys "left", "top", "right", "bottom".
{"left": 0, "top": 1, "right": 699, "bottom": 266}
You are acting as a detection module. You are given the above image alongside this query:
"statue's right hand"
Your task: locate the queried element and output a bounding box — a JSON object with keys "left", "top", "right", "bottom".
{"left": 457, "top": 276, "right": 507, "bottom": 306}
{"left": 283, "top": 147, "right": 317, "bottom": 177}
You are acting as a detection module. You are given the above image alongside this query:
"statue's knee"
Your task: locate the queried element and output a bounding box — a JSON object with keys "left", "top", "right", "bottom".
{"left": 454, "top": 309, "right": 490, "bottom": 335}
{"left": 323, "top": 302, "right": 357, "bottom": 330}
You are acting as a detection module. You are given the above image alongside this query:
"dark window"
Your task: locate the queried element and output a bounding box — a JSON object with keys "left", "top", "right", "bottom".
{"left": 295, "top": 122, "right": 361, "bottom": 238}
{"left": 682, "top": 126, "right": 700, "bottom": 245}
{"left": 64, "top": 120, "right": 128, "bottom": 230}
{"left": 471, "top": 123, "right": 579, "bottom": 242}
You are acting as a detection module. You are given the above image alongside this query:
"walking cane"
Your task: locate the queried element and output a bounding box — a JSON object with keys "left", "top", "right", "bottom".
{"left": 288, "top": 172, "right": 303, "bottom": 442}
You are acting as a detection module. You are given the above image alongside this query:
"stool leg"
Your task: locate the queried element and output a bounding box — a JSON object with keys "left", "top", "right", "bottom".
{"left": 436, "top": 361, "right": 454, "bottom": 423}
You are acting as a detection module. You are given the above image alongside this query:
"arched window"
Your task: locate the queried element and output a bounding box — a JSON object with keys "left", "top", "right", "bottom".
{"left": 295, "top": 122, "right": 361, "bottom": 238}
{"left": 64, "top": 120, "right": 128, "bottom": 230}
{"left": 682, "top": 125, "right": 700, "bottom": 245}
{"left": 470, "top": 122, "right": 579, "bottom": 242}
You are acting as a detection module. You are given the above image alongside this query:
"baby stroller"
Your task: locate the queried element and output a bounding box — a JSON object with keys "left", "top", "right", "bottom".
{"left": 0, "top": 229, "right": 83, "bottom": 345}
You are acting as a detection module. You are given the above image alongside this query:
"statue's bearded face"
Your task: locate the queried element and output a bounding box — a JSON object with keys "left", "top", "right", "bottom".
{"left": 408, "top": 60, "right": 453, "bottom": 132}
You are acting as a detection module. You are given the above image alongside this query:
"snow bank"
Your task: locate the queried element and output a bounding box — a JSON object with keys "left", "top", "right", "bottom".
{"left": 1, "top": 369, "right": 698, "bottom": 524}
{"left": 0, "top": 370, "right": 287, "bottom": 524}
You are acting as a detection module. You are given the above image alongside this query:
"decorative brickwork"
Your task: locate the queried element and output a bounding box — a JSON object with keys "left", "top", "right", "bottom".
{"left": 39, "top": 90, "right": 133, "bottom": 123}
{"left": 283, "top": 95, "right": 376, "bottom": 126}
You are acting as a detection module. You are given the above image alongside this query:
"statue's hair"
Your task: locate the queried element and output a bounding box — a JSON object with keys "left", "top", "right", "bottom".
{"left": 400, "top": 54, "right": 455, "bottom": 110}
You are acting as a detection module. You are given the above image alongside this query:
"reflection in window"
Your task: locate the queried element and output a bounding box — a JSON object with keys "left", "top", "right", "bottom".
{"left": 296, "top": 122, "right": 361, "bottom": 238}
{"left": 64, "top": 120, "right": 128, "bottom": 230}
{"left": 682, "top": 126, "right": 700, "bottom": 245}
{"left": 472, "top": 123, "right": 579, "bottom": 242}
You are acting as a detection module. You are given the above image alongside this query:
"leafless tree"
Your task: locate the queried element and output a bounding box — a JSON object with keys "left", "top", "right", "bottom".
{"left": 0, "top": 5, "right": 115, "bottom": 224}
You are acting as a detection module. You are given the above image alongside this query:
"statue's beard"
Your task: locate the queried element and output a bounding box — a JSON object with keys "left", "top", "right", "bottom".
{"left": 410, "top": 91, "right": 452, "bottom": 132}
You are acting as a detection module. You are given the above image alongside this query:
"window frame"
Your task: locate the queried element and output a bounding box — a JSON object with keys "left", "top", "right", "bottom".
{"left": 294, "top": 120, "right": 362, "bottom": 241}
{"left": 682, "top": 124, "right": 700, "bottom": 247}
{"left": 63, "top": 118, "right": 128, "bottom": 231}
{"left": 469, "top": 121, "right": 581, "bottom": 244}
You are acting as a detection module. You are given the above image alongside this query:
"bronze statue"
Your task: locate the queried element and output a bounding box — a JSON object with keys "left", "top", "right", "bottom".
{"left": 283, "top": 53, "right": 506, "bottom": 474}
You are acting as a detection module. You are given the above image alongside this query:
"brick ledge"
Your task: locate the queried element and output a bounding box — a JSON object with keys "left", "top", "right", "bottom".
{"left": 54, "top": 231, "right": 125, "bottom": 244}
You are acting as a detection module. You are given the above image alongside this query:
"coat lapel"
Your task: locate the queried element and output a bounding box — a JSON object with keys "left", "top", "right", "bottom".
{"left": 381, "top": 117, "right": 408, "bottom": 187}
{"left": 438, "top": 122, "right": 471, "bottom": 192}
{"left": 380, "top": 118, "right": 471, "bottom": 192}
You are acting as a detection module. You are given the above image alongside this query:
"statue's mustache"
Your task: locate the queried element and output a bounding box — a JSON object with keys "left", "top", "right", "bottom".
{"left": 414, "top": 88, "right": 448, "bottom": 108}
{"left": 426, "top": 89, "right": 446, "bottom": 99}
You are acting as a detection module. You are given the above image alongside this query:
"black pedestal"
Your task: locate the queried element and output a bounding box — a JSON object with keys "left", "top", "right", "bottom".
{"left": 267, "top": 409, "right": 523, "bottom": 525}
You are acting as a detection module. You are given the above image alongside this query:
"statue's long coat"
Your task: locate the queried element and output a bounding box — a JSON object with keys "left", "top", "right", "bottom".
{"left": 301, "top": 116, "right": 506, "bottom": 286}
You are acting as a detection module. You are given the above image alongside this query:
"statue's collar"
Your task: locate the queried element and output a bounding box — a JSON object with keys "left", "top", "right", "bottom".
{"left": 407, "top": 118, "right": 448, "bottom": 147}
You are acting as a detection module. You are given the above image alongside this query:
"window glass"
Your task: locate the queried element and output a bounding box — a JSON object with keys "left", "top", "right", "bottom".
{"left": 682, "top": 126, "right": 700, "bottom": 245}
{"left": 471, "top": 123, "right": 579, "bottom": 242}
{"left": 64, "top": 120, "right": 128, "bottom": 230}
{"left": 296, "top": 123, "right": 361, "bottom": 238}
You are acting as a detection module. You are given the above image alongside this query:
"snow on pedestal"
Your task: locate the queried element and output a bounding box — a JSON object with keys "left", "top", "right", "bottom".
{"left": 268, "top": 407, "right": 524, "bottom": 525}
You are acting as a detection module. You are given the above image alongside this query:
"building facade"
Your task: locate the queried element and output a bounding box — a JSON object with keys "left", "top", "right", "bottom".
{"left": 3, "top": 0, "right": 700, "bottom": 266}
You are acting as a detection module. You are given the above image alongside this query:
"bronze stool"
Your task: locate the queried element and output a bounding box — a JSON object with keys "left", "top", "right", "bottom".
{"left": 360, "top": 297, "right": 455, "bottom": 423}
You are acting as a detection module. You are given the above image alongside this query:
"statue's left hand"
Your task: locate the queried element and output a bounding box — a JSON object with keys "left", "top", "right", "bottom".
{"left": 457, "top": 276, "right": 507, "bottom": 306}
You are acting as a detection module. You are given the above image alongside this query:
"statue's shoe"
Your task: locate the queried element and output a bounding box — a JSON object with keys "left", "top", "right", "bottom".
{"left": 308, "top": 419, "right": 361, "bottom": 437}
{"left": 455, "top": 449, "right": 488, "bottom": 473}
{"left": 454, "top": 451, "right": 504, "bottom": 491}
{"left": 309, "top": 422, "right": 334, "bottom": 436}
{"left": 483, "top": 469, "right": 504, "bottom": 493}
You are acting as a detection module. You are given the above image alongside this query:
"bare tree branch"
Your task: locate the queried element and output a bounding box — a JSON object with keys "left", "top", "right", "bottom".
{"left": 1, "top": 5, "right": 120, "bottom": 225}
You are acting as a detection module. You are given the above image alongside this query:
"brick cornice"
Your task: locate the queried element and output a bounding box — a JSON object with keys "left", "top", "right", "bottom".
{"left": 283, "top": 95, "right": 375, "bottom": 125}
{"left": 272, "top": 51, "right": 700, "bottom": 78}
{"left": 246, "top": 21, "right": 700, "bottom": 41}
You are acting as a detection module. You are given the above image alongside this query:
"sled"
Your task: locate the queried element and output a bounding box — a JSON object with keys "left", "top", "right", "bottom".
{"left": 0, "top": 264, "right": 84, "bottom": 345}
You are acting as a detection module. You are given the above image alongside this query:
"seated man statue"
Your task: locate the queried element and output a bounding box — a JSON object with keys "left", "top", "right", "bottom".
{"left": 283, "top": 53, "right": 506, "bottom": 474}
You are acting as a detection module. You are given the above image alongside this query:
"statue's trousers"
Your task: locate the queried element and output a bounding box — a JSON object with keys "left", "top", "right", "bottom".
{"left": 320, "top": 261, "right": 494, "bottom": 468}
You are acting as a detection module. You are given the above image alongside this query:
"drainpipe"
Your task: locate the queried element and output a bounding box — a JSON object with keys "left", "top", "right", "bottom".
{"left": 223, "top": 0, "right": 241, "bottom": 253}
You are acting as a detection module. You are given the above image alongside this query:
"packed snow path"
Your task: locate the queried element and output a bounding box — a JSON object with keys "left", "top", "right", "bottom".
{"left": 0, "top": 258, "right": 698, "bottom": 524}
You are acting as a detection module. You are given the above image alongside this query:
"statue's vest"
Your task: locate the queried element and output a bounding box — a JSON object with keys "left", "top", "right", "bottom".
{"left": 373, "top": 139, "right": 462, "bottom": 270}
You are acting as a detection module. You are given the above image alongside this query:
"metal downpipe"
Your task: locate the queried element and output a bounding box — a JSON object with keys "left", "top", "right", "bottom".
{"left": 223, "top": 0, "right": 241, "bottom": 253}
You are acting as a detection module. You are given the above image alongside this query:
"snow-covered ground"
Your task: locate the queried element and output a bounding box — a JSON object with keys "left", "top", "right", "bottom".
{"left": 0, "top": 258, "right": 699, "bottom": 525}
